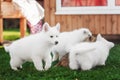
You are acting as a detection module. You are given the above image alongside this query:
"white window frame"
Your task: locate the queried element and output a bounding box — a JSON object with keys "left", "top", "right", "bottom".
{"left": 55, "top": 0, "right": 120, "bottom": 15}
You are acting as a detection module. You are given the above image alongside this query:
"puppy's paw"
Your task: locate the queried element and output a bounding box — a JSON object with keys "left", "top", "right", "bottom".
{"left": 81, "top": 64, "right": 92, "bottom": 71}
{"left": 52, "top": 58, "right": 57, "bottom": 62}
{"left": 69, "top": 63, "right": 79, "bottom": 70}
{"left": 36, "top": 68, "right": 44, "bottom": 71}
{"left": 44, "top": 66, "right": 50, "bottom": 71}
{"left": 18, "top": 65, "right": 22, "bottom": 69}
{"left": 11, "top": 67, "right": 19, "bottom": 71}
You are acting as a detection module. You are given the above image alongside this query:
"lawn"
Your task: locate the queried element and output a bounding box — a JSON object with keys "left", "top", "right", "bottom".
{"left": 3, "top": 29, "right": 29, "bottom": 41}
{"left": 0, "top": 29, "right": 120, "bottom": 80}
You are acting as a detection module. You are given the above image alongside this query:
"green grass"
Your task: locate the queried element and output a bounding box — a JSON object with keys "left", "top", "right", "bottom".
{"left": 0, "top": 30, "right": 120, "bottom": 80}
{"left": 3, "top": 29, "right": 29, "bottom": 41}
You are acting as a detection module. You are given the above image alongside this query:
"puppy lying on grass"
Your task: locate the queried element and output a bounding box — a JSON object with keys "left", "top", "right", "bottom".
{"left": 69, "top": 34, "right": 114, "bottom": 70}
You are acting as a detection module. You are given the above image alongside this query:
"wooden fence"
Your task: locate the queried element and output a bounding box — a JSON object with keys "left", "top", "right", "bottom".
{"left": 44, "top": 0, "right": 120, "bottom": 35}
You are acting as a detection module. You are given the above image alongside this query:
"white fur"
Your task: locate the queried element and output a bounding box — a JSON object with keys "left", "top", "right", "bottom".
{"left": 69, "top": 34, "right": 114, "bottom": 70}
{"left": 52, "top": 28, "right": 92, "bottom": 61}
{"left": 4, "top": 22, "right": 60, "bottom": 71}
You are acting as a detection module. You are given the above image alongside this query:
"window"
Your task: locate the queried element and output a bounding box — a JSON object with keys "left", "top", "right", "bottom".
{"left": 62, "top": 0, "right": 107, "bottom": 7}
{"left": 116, "top": 0, "right": 120, "bottom": 6}
{"left": 56, "top": 0, "right": 120, "bottom": 14}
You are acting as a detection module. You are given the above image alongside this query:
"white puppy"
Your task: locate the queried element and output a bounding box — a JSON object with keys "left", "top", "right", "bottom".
{"left": 69, "top": 34, "right": 114, "bottom": 70}
{"left": 52, "top": 28, "right": 92, "bottom": 61}
{"left": 4, "top": 22, "right": 60, "bottom": 71}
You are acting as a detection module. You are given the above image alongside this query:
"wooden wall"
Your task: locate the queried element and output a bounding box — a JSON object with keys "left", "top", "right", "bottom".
{"left": 44, "top": 0, "right": 120, "bottom": 35}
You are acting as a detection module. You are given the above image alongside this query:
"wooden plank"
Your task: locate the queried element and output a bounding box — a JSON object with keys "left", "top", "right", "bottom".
{"left": 20, "top": 18, "right": 27, "bottom": 38}
{"left": 44, "top": 0, "right": 50, "bottom": 24}
{"left": 72, "top": 16, "right": 78, "bottom": 30}
{"left": 61, "top": 15, "right": 67, "bottom": 32}
{"left": 66, "top": 15, "right": 72, "bottom": 31}
{"left": 82, "top": 15, "right": 89, "bottom": 28}
{"left": 0, "top": 0, "right": 3, "bottom": 43}
{"left": 49, "top": 0, "right": 55, "bottom": 26}
{"left": 112, "top": 15, "right": 118, "bottom": 34}
{"left": 118, "top": 15, "right": 120, "bottom": 34}
{"left": 94, "top": 15, "right": 100, "bottom": 34}
{"left": 1, "top": 2, "right": 22, "bottom": 18}
{"left": 55, "top": 15, "right": 61, "bottom": 24}
{"left": 3, "top": 15, "right": 24, "bottom": 18}
{"left": 0, "top": 0, "right": 1, "bottom": 14}
{"left": 77, "top": 15, "right": 83, "bottom": 28}
{"left": 55, "top": 15, "right": 62, "bottom": 32}
{"left": 89, "top": 15, "right": 95, "bottom": 34}
{"left": 106, "top": 15, "right": 112, "bottom": 34}
{"left": 100, "top": 15, "right": 106, "bottom": 34}
{"left": 0, "top": 18, "right": 3, "bottom": 43}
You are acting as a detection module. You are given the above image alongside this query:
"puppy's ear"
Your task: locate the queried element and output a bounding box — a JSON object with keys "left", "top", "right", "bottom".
{"left": 42, "top": 22, "right": 50, "bottom": 32}
{"left": 96, "top": 34, "right": 102, "bottom": 40}
{"left": 56, "top": 23, "right": 60, "bottom": 31}
{"left": 109, "top": 42, "right": 115, "bottom": 48}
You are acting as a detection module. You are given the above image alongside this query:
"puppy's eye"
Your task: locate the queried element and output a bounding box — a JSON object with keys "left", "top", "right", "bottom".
{"left": 56, "top": 35, "right": 58, "bottom": 37}
{"left": 50, "top": 36, "right": 53, "bottom": 38}
{"left": 83, "top": 31, "right": 87, "bottom": 34}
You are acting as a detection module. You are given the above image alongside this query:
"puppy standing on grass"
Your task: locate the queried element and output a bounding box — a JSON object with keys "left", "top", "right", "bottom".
{"left": 4, "top": 22, "right": 60, "bottom": 71}
{"left": 69, "top": 34, "right": 114, "bottom": 70}
{"left": 52, "top": 28, "right": 92, "bottom": 61}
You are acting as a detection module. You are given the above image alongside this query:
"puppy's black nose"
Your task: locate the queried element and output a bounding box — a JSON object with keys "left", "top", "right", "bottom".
{"left": 55, "top": 41, "right": 58, "bottom": 45}
{"left": 89, "top": 36, "right": 92, "bottom": 40}
{"left": 89, "top": 34, "right": 92, "bottom": 37}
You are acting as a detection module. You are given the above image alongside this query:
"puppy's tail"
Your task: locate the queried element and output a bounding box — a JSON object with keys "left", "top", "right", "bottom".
{"left": 3, "top": 45, "right": 10, "bottom": 53}
{"left": 71, "top": 47, "right": 95, "bottom": 55}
